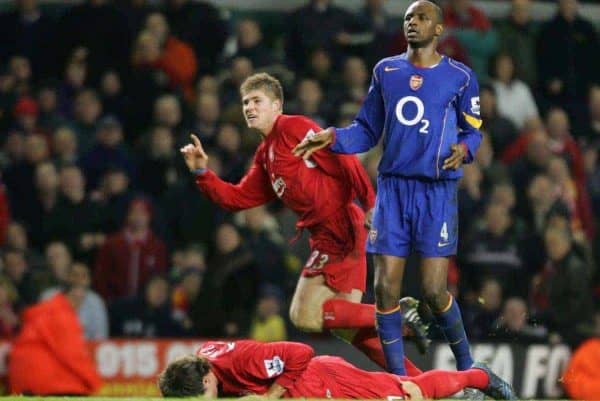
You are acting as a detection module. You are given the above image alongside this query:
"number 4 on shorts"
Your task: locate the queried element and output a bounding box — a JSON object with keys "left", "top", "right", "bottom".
{"left": 438, "top": 222, "right": 449, "bottom": 247}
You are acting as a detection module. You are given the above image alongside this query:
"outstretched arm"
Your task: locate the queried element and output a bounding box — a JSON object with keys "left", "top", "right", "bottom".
{"left": 181, "top": 134, "right": 276, "bottom": 211}
{"left": 294, "top": 68, "right": 385, "bottom": 158}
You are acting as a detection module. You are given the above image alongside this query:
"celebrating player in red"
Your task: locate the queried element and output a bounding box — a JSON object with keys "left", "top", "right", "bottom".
{"left": 180, "top": 72, "right": 428, "bottom": 371}
{"left": 158, "top": 340, "right": 517, "bottom": 400}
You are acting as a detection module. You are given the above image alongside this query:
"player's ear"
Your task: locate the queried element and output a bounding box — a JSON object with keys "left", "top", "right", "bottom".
{"left": 434, "top": 24, "right": 443, "bottom": 37}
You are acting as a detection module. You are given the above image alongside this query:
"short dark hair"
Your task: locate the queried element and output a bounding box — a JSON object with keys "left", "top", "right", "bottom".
{"left": 430, "top": 0, "right": 443, "bottom": 24}
{"left": 158, "top": 355, "right": 212, "bottom": 397}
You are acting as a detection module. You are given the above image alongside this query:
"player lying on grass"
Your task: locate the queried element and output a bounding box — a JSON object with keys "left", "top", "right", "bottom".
{"left": 180, "top": 72, "right": 429, "bottom": 371}
{"left": 158, "top": 340, "right": 517, "bottom": 400}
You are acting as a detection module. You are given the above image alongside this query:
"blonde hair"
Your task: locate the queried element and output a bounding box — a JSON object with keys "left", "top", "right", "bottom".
{"left": 240, "top": 73, "right": 284, "bottom": 103}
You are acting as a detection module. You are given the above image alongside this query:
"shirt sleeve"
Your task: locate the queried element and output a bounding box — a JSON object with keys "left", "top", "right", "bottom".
{"left": 194, "top": 154, "right": 276, "bottom": 212}
{"left": 330, "top": 68, "right": 386, "bottom": 154}
{"left": 235, "top": 341, "right": 314, "bottom": 390}
{"left": 456, "top": 70, "right": 483, "bottom": 163}
{"left": 288, "top": 118, "right": 376, "bottom": 211}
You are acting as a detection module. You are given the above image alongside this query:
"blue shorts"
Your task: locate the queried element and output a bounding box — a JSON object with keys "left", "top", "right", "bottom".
{"left": 366, "top": 176, "right": 458, "bottom": 258}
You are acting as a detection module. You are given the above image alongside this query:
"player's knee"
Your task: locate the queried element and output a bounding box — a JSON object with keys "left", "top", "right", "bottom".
{"left": 374, "top": 279, "right": 399, "bottom": 309}
{"left": 289, "top": 306, "right": 323, "bottom": 332}
{"left": 422, "top": 286, "right": 448, "bottom": 312}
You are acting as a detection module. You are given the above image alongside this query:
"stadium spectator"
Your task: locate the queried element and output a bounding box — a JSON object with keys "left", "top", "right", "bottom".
{"left": 354, "top": 0, "right": 398, "bottom": 67}
{"left": 40, "top": 261, "right": 108, "bottom": 340}
{"left": 110, "top": 274, "right": 184, "bottom": 337}
{"left": 9, "top": 56, "right": 33, "bottom": 97}
{"left": 55, "top": 0, "right": 131, "bottom": 83}
{"left": 214, "top": 123, "right": 247, "bottom": 183}
{"left": 495, "top": 0, "right": 538, "bottom": 87}
{"left": 239, "top": 206, "right": 289, "bottom": 294}
{"left": 490, "top": 52, "right": 539, "bottom": 130}
{"left": 171, "top": 269, "right": 204, "bottom": 332}
{"left": 12, "top": 96, "right": 43, "bottom": 136}
{"left": 38, "top": 241, "right": 72, "bottom": 293}
{"left": 152, "top": 94, "right": 186, "bottom": 137}
{"left": 464, "top": 278, "right": 503, "bottom": 340}
{"left": 27, "top": 161, "right": 61, "bottom": 247}
{"left": 4, "top": 133, "right": 49, "bottom": 225}
{"left": 98, "top": 71, "right": 131, "bottom": 137}
{"left": 285, "top": 0, "right": 357, "bottom": 72}
{"left": 461, "top": 202, "right": 527, "bottom": 296}
{"left": 563, "top": 334, "right": 600, "bottom": 399}
{"left": 80, "top": 115, "right": 134, "bottom": 190}
{"left": 0, "top": 275, "right": 19, "bottom": 338}
{"left": 94, "top": 198, "right": 168, "bottom": 302}
{"left": 191, "top": 223, "right": 259, "bottom": 337}
{"left": 42, "top": 164, "right": 104, "bottom": 259}
{"left": 163, "top": 0, "right": 227, "bottom": 75}
{"left": 0, "top": 0, "right": 56, "bottom": 80}
{"left": 69, "top": 89, "right": 103, "bottom": 153}
{"left": 3, "top": 248, "right": 40, "bottom": 307}
{"left": 229, "top": 19, "right": 277, "bottom": 69}
{"left": 530, "top": 226, "right": 594, "bottom": 345}
{"left": 575, "top": 84, "right": 600, "bottom": 143}
{"left": 250, "top": 285, "right": 287, "bottom": 342}
{"left": 8, "top": 284, "right": 102, "bottom": 395}
{"left": 536, "top": 0, "right": 600, "bottom": 110}
{"left": 51, "top": 126, "right": 79, "bottom": 165}
{"left": 94, "top": 166, "right": 135, "bottom": 234}
{"left": 219, "top": 56, "right": 254, "bottom": 114}
{"left": 287, "top": 78, "right": 330, "bottom": 128}
{"left": 490, "top": 297, "right": 548, "bottom": 343}
{"left": 191, "top": 93, "right": 221, "bottom": 147}
{"left": 443, "top": 0, "right": 498, "bottom": 81}
{"left": 37, "top": 83, "right": 65, "bottom": 133}
{"left": 138, "top": 126, "right": 181, "bottom": 199}
{"left": 141, "top": 12, "right": 197, "bottom": 101}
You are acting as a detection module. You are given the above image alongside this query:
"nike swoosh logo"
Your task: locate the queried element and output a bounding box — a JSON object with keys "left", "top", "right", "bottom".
{"left": 382, "top": 338, "right": 401, "bottom": 345}
{"left": 384, "top": 66, "right": 400, "bottom": 72}
{"left": 438, "top": 242, "right": 450, "bottom": 247}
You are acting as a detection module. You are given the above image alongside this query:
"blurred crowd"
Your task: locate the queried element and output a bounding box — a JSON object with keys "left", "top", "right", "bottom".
{"left": 0, "top": 0, "right": 599, "bottom": 347}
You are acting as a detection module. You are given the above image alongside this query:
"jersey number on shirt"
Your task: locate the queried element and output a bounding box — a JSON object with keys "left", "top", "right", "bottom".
{"left": 305, "top": 250, "right": 329, "bottom": 270}
{"left": 395, "top": 96, "right": 429, "bottom": 134}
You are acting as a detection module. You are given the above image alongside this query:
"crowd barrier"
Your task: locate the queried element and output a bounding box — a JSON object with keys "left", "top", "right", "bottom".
{"left": 0, "top": 339, "right": 570, "bottom": 398}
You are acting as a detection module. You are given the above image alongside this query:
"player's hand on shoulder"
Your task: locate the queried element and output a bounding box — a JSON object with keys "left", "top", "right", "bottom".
{"left": 180, "top": 133, "right": 209, "bottom": 172}
{"left": 442, "top": 143, "right": 467, "bottom": 171}
{"left": 292, "top": 128, "right": 334, "bottom": 160}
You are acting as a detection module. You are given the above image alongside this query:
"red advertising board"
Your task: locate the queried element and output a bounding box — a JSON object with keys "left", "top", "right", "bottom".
{"left": 0, "top": 339, "right": 205, "bottom": 396}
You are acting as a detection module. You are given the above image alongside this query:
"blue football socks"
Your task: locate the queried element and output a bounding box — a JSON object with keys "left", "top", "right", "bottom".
{"left": 376, "top": 306, "right": 406, "bottom": 375}
{"left": 435, "top": 296, "right": 473, "bottom": 371}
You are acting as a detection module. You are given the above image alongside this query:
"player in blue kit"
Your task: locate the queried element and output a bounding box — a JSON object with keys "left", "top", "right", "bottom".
{"left": 294, "top": 0, "right": 481, "bottom": 382}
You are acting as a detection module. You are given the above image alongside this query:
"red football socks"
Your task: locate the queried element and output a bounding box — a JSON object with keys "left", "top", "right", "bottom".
{"left": 409, "top": 369, "right": 489, "bottom": 398}
{"left": 350, "top": 327, "right": 423, "bottom": 376}
{"left": 322, "top": 299, "right": 375, "bottom": 328}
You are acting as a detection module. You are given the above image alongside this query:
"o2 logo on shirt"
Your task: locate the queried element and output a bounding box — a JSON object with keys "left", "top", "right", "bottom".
{"left": 395, "top": 96, "right": 429, "bottom": 134}
{"left": 264, "top": 356, "right": 285, "bottom": 377}
{"left": 470, "top": 97, "right": 480, "bottom": 115}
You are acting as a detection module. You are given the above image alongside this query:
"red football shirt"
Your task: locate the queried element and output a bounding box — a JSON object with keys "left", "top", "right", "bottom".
{"left": 197, "top": 340, "right": 407, "bottom": 399}
{"left": 195, "top": 114, "right": 375, "bottom": 230}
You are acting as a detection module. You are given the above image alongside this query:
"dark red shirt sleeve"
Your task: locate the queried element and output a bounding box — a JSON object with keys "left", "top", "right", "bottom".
{"left": 286, "top": 117, "right": 376, "bottom": 211}
{"left": 235, "top": 341, "right": 314, "bottom": 390}
{"left": 195, "top": 152, "right": 276, "bottom": 212}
